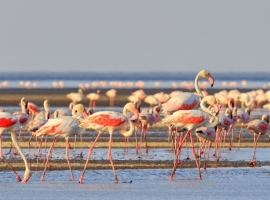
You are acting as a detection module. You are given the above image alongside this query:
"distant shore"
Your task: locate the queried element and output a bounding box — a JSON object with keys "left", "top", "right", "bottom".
{"left": 0, "top": 87, "right": 259, "bottom": 107}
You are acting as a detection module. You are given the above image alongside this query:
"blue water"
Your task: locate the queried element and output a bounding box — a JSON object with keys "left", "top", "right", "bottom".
{"left": 0, "top": 167, "right": 270, "bottom": 200}
{"left": 0, "top": 71, "right": 269, "bottom": 89}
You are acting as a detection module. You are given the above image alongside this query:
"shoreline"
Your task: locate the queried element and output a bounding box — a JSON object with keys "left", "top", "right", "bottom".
{"left": 0, "top": 87, "right": 263, "bottom": 107}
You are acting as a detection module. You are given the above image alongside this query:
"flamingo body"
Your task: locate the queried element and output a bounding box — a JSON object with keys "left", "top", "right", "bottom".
{"left": 161, "top": 93, "right": 199, "bottom": 115}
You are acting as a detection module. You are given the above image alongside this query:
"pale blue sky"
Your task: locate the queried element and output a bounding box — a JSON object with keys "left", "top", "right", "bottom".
{"left": 0, "top": 1, "right": 269, "bottom": 73}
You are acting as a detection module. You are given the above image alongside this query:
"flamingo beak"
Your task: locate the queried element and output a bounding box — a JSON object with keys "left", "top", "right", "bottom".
{"left": 213, "top": 104, "right": 220, "bottom": 116}
{"left": 208, "top": 74, "right": 215, "bottom": 88}
{"left": 83, "top": 109, "right": 88, "bottom": 118}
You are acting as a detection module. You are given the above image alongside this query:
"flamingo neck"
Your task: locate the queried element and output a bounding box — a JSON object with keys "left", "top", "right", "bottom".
{"left": 120, "top": 117, "right": 135, "bottom": 137}
{"left": 10, "top": 131, "right": 31, "bottom": 181}
{"left": 194, "top": 74, "right": 203, "bottom": 101}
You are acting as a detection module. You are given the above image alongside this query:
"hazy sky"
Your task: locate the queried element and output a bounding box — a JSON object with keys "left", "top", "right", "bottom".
{"left": 1, "top": 1, "right": 269, "bottom": 73}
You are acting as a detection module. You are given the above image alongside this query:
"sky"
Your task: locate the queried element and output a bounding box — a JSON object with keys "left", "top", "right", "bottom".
{"left": 0, "top": 1, "right": 270, "bottom": 73}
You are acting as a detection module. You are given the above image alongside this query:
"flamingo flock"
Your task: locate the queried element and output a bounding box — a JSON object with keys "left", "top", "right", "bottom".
{"left": 0, "top": 69, "right": 270, "bottom": 184}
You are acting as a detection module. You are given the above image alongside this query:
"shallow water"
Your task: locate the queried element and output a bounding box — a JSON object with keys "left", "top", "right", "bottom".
{"left": 0, "top": 167, "right": 270, "bottom": 200}
{"left": 5, "top": 147, "right": 270, "bottom": 163}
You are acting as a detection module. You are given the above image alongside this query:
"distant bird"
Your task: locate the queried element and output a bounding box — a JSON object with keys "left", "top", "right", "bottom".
{"left": 66, "top": 88, "right": 84, "bottom": 104}
{"left": 78, "top": 102, "right": 139, "bottom": 184}
{"left": 132, "top": 89, "right": 146, "bottom": 100}
{"left": 237, "top": 107, "right": 251, "bottom": 149}
{"left": 86, "top": 90, "right": 100, "bottom": 108}
{"left": 27, "top": 101, "right": 39, "bottom": 120}
{"left": 144, "top": 95, "right": 159, "bottom": 107}
{"left": 0, "top": 112, "right": 32, "bottom": 182}
{"left": 106, "top": 89, "right": 117, "bottom": 107}
{"left": 13, "top": 97, "right": 29, "bottom": 139}
{"left": 139, "top": 105, "right": 161, "bottom": 153}
{"left": 33, "top": 104, "right": 87, "bottom": 181}
{"left": 162, "top": 95, "right": 220, "bottom": 180}
{"left": 247, "top": 114, "right": 269, "bottom": 167}
{"left": 53, "top": 102, "right": 74, "bottom": 118}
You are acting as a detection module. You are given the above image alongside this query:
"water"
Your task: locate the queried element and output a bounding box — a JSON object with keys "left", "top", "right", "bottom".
{"left": 0, "top": 71, "right": 270, "bottom": 89}
{"left": 0, "top": 167, "right": 270, "bottom": 200}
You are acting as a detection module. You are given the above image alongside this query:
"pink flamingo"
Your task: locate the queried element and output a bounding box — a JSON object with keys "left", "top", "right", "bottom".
{"left": 195, "top": 126, "right": 217, "bottom": 169}
{"left": 237, "top": 107, "right": 251, "bottom": 150}
{"left": 161, "top": 69, "right": 215, "bottom": 115}
{"left": 28, "top": 100, "right": 51, "bottom": 169}
{"left": 13, "top": 97, "right": 29, "bottom": 140}
{"left": 27, "top": 101, "right": 39, "bottom": 120}
{"left": 33, "top": 104, "right": 87, "bottom": 181}
{"left": 66, "top": 88, "right": 84, "bottom": 104}
{"left": 86, "top": 90, "right": 100, "bottom": 108}
{"left": 106, "top": 89, "right": 117, "bottom": 107}
{"left": 138, "top": 105, "right": 161, "bottom": 153}
{"left": 162, "top": 69, "right": 214, "bottom": 145}
{"left": 162, "top": 95, "right": 220, "bottom": 180}
{"left": 78, "top": 102, "right": 139, "bottom": 184}
{"left": 53, "top": 102, "right": 74, "bottom": 118}
{"left": 0, "top": 112, "right": 31, "bottom": 182}
{"left": 247, "top": 114, "right": 269, "bottom": 167}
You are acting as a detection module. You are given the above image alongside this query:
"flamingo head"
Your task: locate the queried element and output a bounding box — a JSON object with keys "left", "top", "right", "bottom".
{"left": 199, "top": 69, "right": 215, "bottom": 88}
{"left": 21, "top": 169, "right": 32, "bottom": 183}
{"left": 262, "top": 114, "right": 270, "bottom": 123}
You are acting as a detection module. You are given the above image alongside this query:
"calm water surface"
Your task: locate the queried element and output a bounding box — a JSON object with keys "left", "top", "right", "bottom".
{"left": 0, "top": 167, "right": 269, "bottom": 200}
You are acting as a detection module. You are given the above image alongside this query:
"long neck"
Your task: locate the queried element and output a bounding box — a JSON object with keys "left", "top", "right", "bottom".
{"left": 21, "top": 102, "right": 26, "bottom": 114}
{"left": 120, "top": 117, "right": 135, "bottom": 137}
{"left": 194, "top": 74, "right": 203, "bottom": 100}
{"left": 10, "top": 130, "right": 31, "bottom": 181}
{"left": 200, "top": 98, "right": 219, "bottom": 128}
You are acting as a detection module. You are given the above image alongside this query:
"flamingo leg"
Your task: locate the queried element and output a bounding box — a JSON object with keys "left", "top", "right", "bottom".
{"left": 74, "top": 135, "right": 77, "bottom": 159}
{"left": 36, "top": 137, "right": 43, "bottom": 171}
{"left": 41, "top": 137, "right": 56, "bottom": 181}
{"left": 0, "top": 135, "right": 22, "bottom": 181}
{"left": 108, "top": 133, "right": 118, "bottom": 183}
{"left": 28, "top": 134, "right": 33, "bottom": 168}
{"left": 238, "top": 124, "right": 243, "bottom": 150}
{"left": 134, "top": 127, "right": 139, "bottom": 154}
{"left": 190, "top": 132, "right": 202, "bottom": 180}
{"left": 80, "top": 134, "right": 83, "bottom": 158}
{"left": 250, "top": 133, "right": 261, "bottom": 167}
{"left": 79, "top": 131, "right": 102, "bottom": 184}
{"left": 170, "top": 130, "right": 189, "bottom": 180}
{"left": 65, "top": 138, "right": 74, "bottom": 181}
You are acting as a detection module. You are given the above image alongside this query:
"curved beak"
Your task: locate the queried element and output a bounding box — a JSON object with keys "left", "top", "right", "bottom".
{"left": 83, "top": 109, "right": 88, "bottom": 118}
{"left": 208, "top": 74, "right": 215, "bottom": 88}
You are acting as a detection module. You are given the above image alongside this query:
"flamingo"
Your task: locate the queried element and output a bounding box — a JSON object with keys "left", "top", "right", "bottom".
{"left": 162, "top": 95, "right": 220, "bottom": 180}
{"left": 27, "top": 101, "right": 39, "bottom": 120}
{"left": 144, "top": 95, "right": 159, "bottom": 108}
{"left": 162, "top": 69, "right": 215, "bottom": 147}
{"left": 195, "top": 126, "right": 217, "bottom": 169}
{"left": 86, "top": 90, "right": 100, "bottom": 108}
{"left": 13, "top": 97, "right": 30, "bottom": 140}
{"left": 53, "top": 102, "right": 74, "bottom": 118}
{"left": 78, "top": 102, "right": 139, "bottom": 184}
{"left": 161, "top": 69, "right": 215, "bottom": 115}
{"left": 106, "top": 89, "right": 117, "bottom": 107}
{"left": 247, "top": 114, "right": 269, "bottom": 167}
{"left": 66, "top": 88, "right": 84, "bottom": 104}
{"left": 33, "top": 104, "right": 88, "bottom": 181}
{"left": 28, "top": 99, "right": 51, "bottom": 169}
{"left": 0, "top": 112, "right": 32, "bottom": 182}
{"left": 138, "top": 105, "right": 161, "bottom": 153}
{"left": 237, "top": 107, "right": 251, "bottom": 149}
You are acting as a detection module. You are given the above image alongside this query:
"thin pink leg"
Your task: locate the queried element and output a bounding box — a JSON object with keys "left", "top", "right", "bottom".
{"left": 28, "top": 134, "right": 33, "bottom": 168}
{"left": 190, "top": 132, "right": 202, "bottom": 180}
{"left": 108, "top": 134, "right": 118, "bottom": 183}
{"left": 41, "top": 137, "right": 56, "bottom": 181}
{"left": 65, "top": 139, "right": 74, "bottom": 181}
{"left": 170, "top": 130, "right": 189, "bottom": 180}
{"left": 79, "top": 131, "right": 102, "bottom": 184}
{"left": 250, "top": 133, "right": 261, "bottom": 167}
{"left": 238, "top": 124, "right": 243, "bottom": 150}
